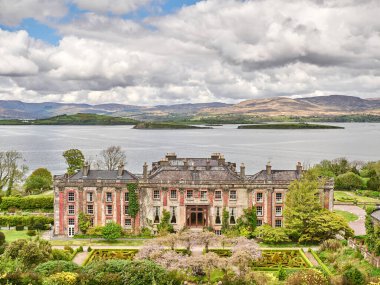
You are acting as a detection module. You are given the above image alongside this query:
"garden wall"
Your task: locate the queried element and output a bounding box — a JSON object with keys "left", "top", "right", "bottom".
{"left": 348, "top": 238, "right": 380, "bottom": 268}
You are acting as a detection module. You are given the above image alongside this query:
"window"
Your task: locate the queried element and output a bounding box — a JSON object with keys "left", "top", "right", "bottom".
{"left": 229, "top": 190, "right": 237, "bottom": 200}
{"left": 87, "top": 205, "right": 94, "bottom": 215}
{"left": 68, "top": 192, "right": 75, "bottom": 202}
{"left": 214, "top": 190, "right": 222, "bottom": 200}
{"left": 275, "top": 219, "right": 282, "bottom": 227}
{"left": 153, "top": 190, "right": 160, "bottom": 200}
{"left": 124, "top": 205, "right": 129, "bottom": 215}
{"left": 106, "top": 192, "right": 112, "bottom": 202}
{"left": 125, "top": 218, "right": 132, "bottom": 228}
{"left": 170, "top": 189, "right": 177, "bottom": 199}
{"left": 215, "top": 230, "right": 222, "bottom": 235}
{"left": 256, "top": 206, "right": 263, "bottom": 217}
{"left": 257, "top": 219, "right": 262, "bottom": 226}
{"left": 68, "top": 205, "right": 75, "bottom": 215}
{"left": 68, "top": 218, "right": 75, "bottom": 226}
{"left": 229, "top": 207, "right": 236, "bottom": 225}
{"left": 170, "top": 206, "right": 177, "bottom": 224}
{"left": 215, "top": 207, "right": 221, "bottom": 225}
{"left": 256, "top": 192, "right": 263, "bottom": 203}
{"left": 87, "top": 192, "right": 93, "bottom": 202}
{"left": 276, "top": 193, "right": 283, "bottom": 203}
{"left": 200, "top": 190, "right": 208, "bottom": 201}
{"left": 125, "top": 192, "right": 129, "bottom": 202}
{"left": 275, "top": 206, "right": 282, "bottom": 216}
{"left": 106, "top": 205, "right": 112, "bottom": 215}
{"left": 186, "top": 190, "right": 193, "bottom": 199}
{"left": 153, "top": 206, "right": 160, "bottom": 224}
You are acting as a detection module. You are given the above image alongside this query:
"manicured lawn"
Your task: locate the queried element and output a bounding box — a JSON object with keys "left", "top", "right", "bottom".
{"left": 1, "top": 229, "right": 45, "bottom": 242}
{"left": 49, "top": 238, "right": 147, "bottom": 247}
{"left": 333, "top": 209, "right": 358, "bottom": 222}
{"left": 334, "top": 190, "right": 380, "bottom": 204}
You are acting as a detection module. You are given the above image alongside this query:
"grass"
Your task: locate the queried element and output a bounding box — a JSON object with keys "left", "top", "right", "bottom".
{"left": 1, "top": 229, "right": 46, "bottom": 242}
{"left": 333, "top": 209, "right": 359, "bottom": 222}
{"left": 334, "top": 190, "right": 380, "bottom": 204}
{"left": 49, "top": 238, "right": 147, "bottom": 247}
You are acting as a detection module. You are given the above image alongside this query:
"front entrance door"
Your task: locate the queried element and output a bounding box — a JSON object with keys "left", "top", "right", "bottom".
{"left": 186, "top": 206, "right": 208, "bottom": 227}
{"left": 68, "top": 226, "right": 74, "bottom": 237}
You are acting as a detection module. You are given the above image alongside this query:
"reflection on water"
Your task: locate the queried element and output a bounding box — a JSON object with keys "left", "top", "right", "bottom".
{"left": 0, "top": 123, "right": 378, "bottom": 175}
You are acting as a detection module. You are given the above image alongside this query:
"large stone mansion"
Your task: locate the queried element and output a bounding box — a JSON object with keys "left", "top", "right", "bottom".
{"left": 53, "top": 153, "right": 334, "bottom": 237}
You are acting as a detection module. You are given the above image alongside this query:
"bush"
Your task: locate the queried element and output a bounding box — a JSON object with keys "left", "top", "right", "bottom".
{"left": 285, "top": 269, "right": 329, "bottom": 285}
{"left": 86, "top": 226, "right": 104, "bottom": 236}
{"left": 0, "top": 196, "right": 54, "bottom": 211}
{"left": 0, "top": 215, "right": 53, "bottom": 228}
{"left": 43, "top": 271, "right": 79, "bottom": 285}
{"left": 102, "top": 222, "right": 123, "bottom": 240}
{"left": 367, "top": 176, "right": 380, "bottom": 191}
{"left": 87, "top": 246, "right": 92, "bottom": 252}
{"left": 15, "top": 225, "right": 24, "bottom": 231}
{"left": 320, "top": 239, "right": 343, "bottom": 252}
{"left": 254, "top": 225, "right": 291, "bottom": 244}
{"left": 64, "top": 246, "right": 74, "bottom": 253}
{"left": 26, "top": 230, "right": 37, "bottom": 237}
{"left": 77, "top": 246, "right": 83, "bottom": 253}
{"left": 35, "top": 260, "right": 80, "bottom": 276}
{"left": 335, "top": 172, "right": 364, "bottom": 191}
{"left": 342, "top": 267, "right": 366, "bottom": 285}
{"left": 52, "top": 249, "right": 72, "bottom": 261}
{"left": 278, "top": 266, "right": 287, "bottom": 281}
{"left": 0, "top": 231, "right": 5, "bottom": 245}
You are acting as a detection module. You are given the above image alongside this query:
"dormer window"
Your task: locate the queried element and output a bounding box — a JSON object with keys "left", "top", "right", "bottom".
{"left": 186, "top": 190, "right": 193, "bottom": 199}
{"left": 106, "top": 192, "right": 112, "bottom": 202}
{"left": 153, "top": 190, "right": 160, "bottom": 200}
{"left": 214, "top": 190, "right": 222, "bottom": 200}
{"left": 229, "top": 190, "right": 237, "bottom": 200}
{"left": 68, "top": 192, "right": 75, "bottom": 202}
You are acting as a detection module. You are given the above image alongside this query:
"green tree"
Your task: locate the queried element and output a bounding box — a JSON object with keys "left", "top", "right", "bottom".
{"left": 78, "top": 212, "right": 91, "bottom": 234}
{"left": 127, "top": 183, "right": 139, "bottom": 233}
{"left": 157, "top": 209, "right": 174, "bottom": 235}
{"left": 0, "top": 150, "right": 28, "bottom": 196}
{"left": 236, "top": 207, "right": 257, "bottom": 238}
{"left": 62, "top": 149, "right": 84, "bottom": 176}
{"left": 24, "top": 168, "right": 53, "bottom": 194}
{"left": 254, "top": 225, "right": 291, "bottom": 244}
{"left": 102, "top": 222, "right": 122, "bottom": 240}
{"left": 335, "top": 172, "right": 364, "bottom": 191}
{"left": 343, "top": 267, "right": 366, "bottom": 285}
{"left": 284, "top": 178, "right": 321, "bottom": 241}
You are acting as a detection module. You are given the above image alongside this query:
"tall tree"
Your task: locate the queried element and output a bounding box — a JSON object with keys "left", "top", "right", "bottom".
{"left": 284, "top": 177, "right": 322, "bottom": 241}
{"left": 0, "top": 151, "right": 28, "bottom": 196}
{"left": 62, "top": 149, "right": 84, "bottom": 175}
{"left": 24, "top": 168, "right": 53, "bottom": 194}
{"left": 100, "top": 145, "right": 126, "bottom": 170}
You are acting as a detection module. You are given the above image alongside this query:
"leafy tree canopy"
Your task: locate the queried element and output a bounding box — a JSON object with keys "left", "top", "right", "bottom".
{"left": 24, "top": 167, "right": 52, "bottom": 194}
{"left": 62, "top": 149, "right": 84, "bottom": 176}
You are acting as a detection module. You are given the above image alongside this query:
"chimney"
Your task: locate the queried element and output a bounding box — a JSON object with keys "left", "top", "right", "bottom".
{"left": 266, "top": 162, "right": 272, "bottom": 176}
{"left": 83, "top": 162, "right": 90, "bottom": 177}
{"left": 218, "top": 155, "right": 226, "bottom": 166}
{"left": 143, "top": 162, "right": 148, "bottom": 180}
{"left": 117, "top": 163, "right": 124, "bottom": 177}
{"left": 165, "top": 152, "right": 177, "bottom": 160}
{"left": 240, "top": 163, "right": 245, "bottom": 179}
{"left": 159, "top": 158, "right": 169, "bottom": 166}
{"left": 211, "top": 153, "right": 221, "bottom": 160}
{"left": 296, "top": 162, "right": 303, "bottom": 175}
{"left": 206, "top": 159, "right": 211, "bottom": 170}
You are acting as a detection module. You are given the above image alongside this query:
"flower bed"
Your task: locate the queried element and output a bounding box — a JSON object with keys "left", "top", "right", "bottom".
{"left": 85, "top": 249, "right": 138, "bottom": 265}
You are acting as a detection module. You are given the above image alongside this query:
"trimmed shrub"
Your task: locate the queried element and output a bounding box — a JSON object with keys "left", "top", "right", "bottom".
{"left": 0, "top": 196, "right": 53, "bottom": 211}
{"left": 64, "top": 246, "right": 74, "bottom": 253}
{"left": 26, "top": 230, "right": 37, "bottom": 237}
{"left": 342, "top": 267, "right": 366, "bottom": 285}
{"left": 35, "top": 260, "right": 80, "bottom": 276}
{"left": 52, "top": 249, "right": 71, "bottom": 261}
{"left": 102, "top": 222, "right": 122, "bottom": 240}
{"left": 15, "top": 225, "right": 24, "bottom": 231}
{"left": 77, "top": 246, "right": 83, "bottom": 253}
{"left": 0, "top": 215, "right": 53, "bottom": 228}
{"left": 335, "top": 172, "right": 364, "bottom": 191}
{"left": 87, "top": 246, "right": 92, "bottom": 252}
{"left": 0, "top": 231, "right": 5, "bottom": 245}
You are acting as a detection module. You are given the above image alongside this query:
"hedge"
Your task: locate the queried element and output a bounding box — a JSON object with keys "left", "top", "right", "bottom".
{"left": 0, "top": 196, "right": 54, "bottom": 211}
{"left": 310, "top": 250, "right": 333, "bottom": 276}
{"left": 0, "top": 215, "right": 53, "bottom": 227}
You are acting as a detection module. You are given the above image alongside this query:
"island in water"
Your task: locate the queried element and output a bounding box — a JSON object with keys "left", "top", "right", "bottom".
{"left": 237, "top": 123, "right": 344, "bottom": 129}
{"left": 133, "top": 122, "right": 212, "bottom": 129}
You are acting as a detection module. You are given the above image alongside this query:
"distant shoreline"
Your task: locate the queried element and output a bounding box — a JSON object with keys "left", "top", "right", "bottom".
{"left": 237, "top": 123, "right": 344, "bottom": 129}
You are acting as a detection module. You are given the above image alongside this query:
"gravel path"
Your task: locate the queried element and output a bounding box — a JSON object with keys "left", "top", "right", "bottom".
{"left": 334, "top": 204, "right": 366, "bottom": 236}
{"left": 72, "top": 251, "right": 89, "bottom": 266}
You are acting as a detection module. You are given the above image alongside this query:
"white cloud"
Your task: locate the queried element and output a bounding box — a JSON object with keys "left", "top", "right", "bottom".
{"left": 73, "top": 0, "right": 153, "bottom": 14}
{"left": 1, "top": 0, "right": 380, "bottom": 104}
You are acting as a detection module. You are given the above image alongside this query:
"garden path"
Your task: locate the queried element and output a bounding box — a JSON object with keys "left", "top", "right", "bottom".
{"left": 333, "top": 204, "right": 366, "bottom": 236}
{"left": 73, "top": 251, "right": 89, "bottom": 266}
{"left": 303, "top": 250, "right": 319, "bottom": 266}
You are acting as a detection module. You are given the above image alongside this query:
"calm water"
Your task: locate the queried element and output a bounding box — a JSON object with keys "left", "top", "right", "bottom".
{"left": 0, "top": 123, "right": 379, "bottom": 175}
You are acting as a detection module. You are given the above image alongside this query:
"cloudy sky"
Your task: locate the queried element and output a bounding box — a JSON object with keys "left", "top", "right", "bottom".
{"left": 0, "top": 0, "right": 379, "bottom": 105}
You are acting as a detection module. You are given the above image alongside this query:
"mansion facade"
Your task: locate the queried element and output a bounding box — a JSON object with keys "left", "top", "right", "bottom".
{"left": 53, "top": 153, "right": 334, "bottom": 237}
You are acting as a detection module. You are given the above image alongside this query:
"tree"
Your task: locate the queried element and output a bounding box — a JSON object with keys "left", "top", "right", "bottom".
{"left": 102, "top": 222, "right": 122, "bottom": 240}
{"left": 100, "top": 146, "right": 126, "bottom": 170}
{"left": 78, "top": 212, "right": 91, "bottom": 234}
{"left": 284, "top": 177, "right": 322, "bottom": 241}
{"left": 236, "top": 207, "right": 257, "bottom": 238}
{"left": 254, "top": 225, "right": 291, "bottom": 244}
{"left": 157, "top": 209, "right": 174, "bottom": 235}
{"left": 24, "top": 168, "right": 53, "bottom": 194}
{"left": 62, "top": 149, "right": 84, "bottom": 176}
{"left": 127, "top": 183, "right": 139, "bottom": 233}
{"left": 195, "top": 231, "right": 218, "bottom": 253}
{"left": 335, "top": 172, "right": 363, "bottom": 191}
{"left": 230, "top": 237, "right": 261, "bottom": 278}
{"left": 342, "top": 267, "right": 366, "bottom": 285}
{"left": 0, "top": 150, "right": 28, "bottom": 196}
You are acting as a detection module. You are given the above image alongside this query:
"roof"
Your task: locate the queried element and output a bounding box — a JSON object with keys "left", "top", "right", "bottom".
{"left": 371, "top": 209, "right": 380, "bottom": 222}
{"left": 249, "top": 170, "right": 301, "bottom": 181}
{"left": 69, "top": 169, "right": 138, "bottom": 181}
